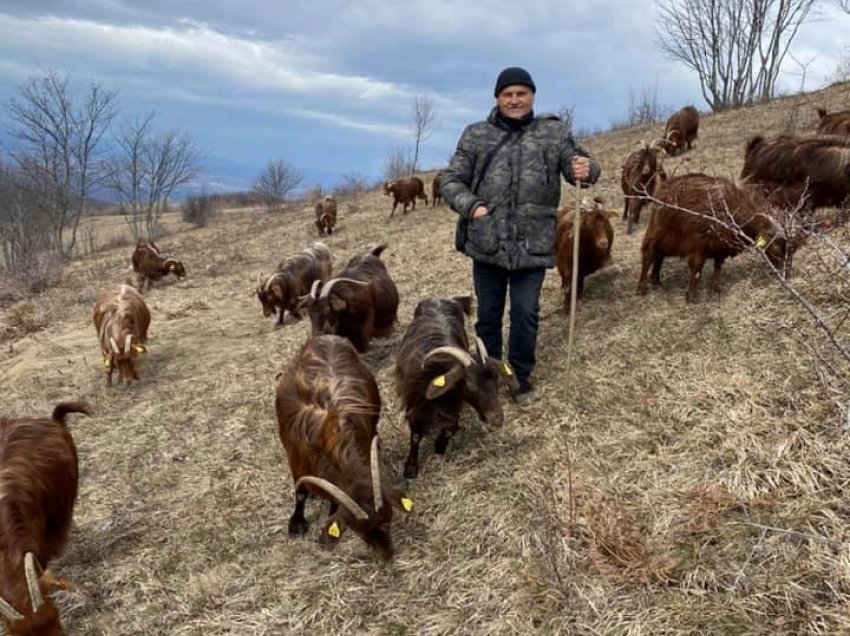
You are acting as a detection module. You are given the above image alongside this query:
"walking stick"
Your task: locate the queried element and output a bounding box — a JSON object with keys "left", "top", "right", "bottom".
{"left": 565, "top": 173, "right": 583, "bottom": 392}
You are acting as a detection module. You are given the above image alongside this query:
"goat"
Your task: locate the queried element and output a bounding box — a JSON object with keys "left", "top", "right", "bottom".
{"left": 131, "top": 239, "right": 186, "bottom": 291}
{"left": 256, "top": 242, "right": 333, "bottom": 325}
{"left": 314, "top": 196, "right": 338, "bottom": 236}
{"left": 301, "top": 243, "right": 399, "bottom": 352}
{"left": 92, "top": 283, "right": 150, "bottom": 385}
{"left": 816, "top": 107, "right": 850, "bottom": 136}
{"left": 638, "top": 173, "right": 797, "bottom": 302}
{"left": 620, "top": 141, "right": 667, "bottom": 234}
{"left": 0, "top": 401, "right": 90, "bottom": 636}
{"left": 395, "top": 296, "right": 518, "bottom": 478}
{"left": 386, "top": 177, "right": 428, "bottom": 217}
{"left": 660, "top": 105, "right": 699, "bottom": 156}
{"left": 275, "top": 335, "right": 410, "bottom": 559}
{"left": 556, "top": 196, "right": 615, "bottom": 310}
{"left": 431, "top": 171, "right": 442, "bottom": 207}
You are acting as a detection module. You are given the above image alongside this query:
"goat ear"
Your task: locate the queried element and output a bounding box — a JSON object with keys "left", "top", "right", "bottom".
{"left": 329, "top": 294, "right": 347, "bottom": 312}
{"left": 425, "top": 365, "right": 465, "bottom": 399}
{"left": 39, "top": 570, "right": 71, "bottom": 593}
{"left": 270, "top": 282, "right": 284, "bottom": 300}
{"left": 497, "top": 361, "right": 521, "bottom": 391}
{"left": 452, "top": 295, "right": 473, "bottom": 316}
{"left": 319, "top": 519, "right": 345, "bottom": 548}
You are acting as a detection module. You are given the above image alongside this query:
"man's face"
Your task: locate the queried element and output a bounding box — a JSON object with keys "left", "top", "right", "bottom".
{"left": 497, "top": 85, "right": 534, "bottom": 119}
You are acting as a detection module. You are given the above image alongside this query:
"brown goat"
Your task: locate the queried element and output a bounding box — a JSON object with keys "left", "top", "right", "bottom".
{"left": 741, "top": 134, "right": 850, "bottom": 211}
{"left": 314, "top": 196, "right": 338, "bottom": 236}
{"left": 276, "top": 335, "right": 410, "bottom": 559}
{"left": 816, "top": 107, "right": 850, "bottom": 136}
{"left": 638, "top": 173, "right": 796, "bottom": 303}
{"left": 556, "top": 197, "right": 615, "bottom": 310}
{"left": 620, "top": 142, "right": 668, "bottom": 234}
{"left": 386, "top": 177, "right": 428, "bottom": 217}
{"left": 661, "top": 105, "right": 699, "bottom": 156}
{"left": 256, "top": 242, "right": 332, "bottom": 325}
{"left": 92, "top": 282, "right": 151, "bottom": 385}
{"left": 395, "top": 296, "right": 518, "bottom": 479}
{"left": 301, "top": 243, "right": 399, "bottom": 352}
{"left": 131, "top": 239, "right": 186, "bottom": 291}
{"left": 0, "top": 401, "right": 90, "bottom": 636}
{"left": 431, "top": 171, "right": 442, "bottom": 207}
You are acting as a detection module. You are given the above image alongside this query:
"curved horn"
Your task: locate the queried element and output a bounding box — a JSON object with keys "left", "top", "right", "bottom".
{"left": 370, "top": 436, "right": 383, "bottom": 512}
{"left": 24, "top": 552, "right": 44, "bottom": 612}
{"left": 473, "top": 337, "right": 489, "bottom": 362}
{"left": 422, "top": 346, "right": 474, "bottom": 368}
{"left": 124, "top": 334, "right": 132, "bottom": 354}
{"left": 0, "top": 595, "right": 24, "bottom": 622}
{"left": 319, "top": 277, "right": 369, "bottom": 299}
{"left": 109, "top": 337, "right": 120, "bottom": 354}
{"left": 295, "top": 476, "right": 369, "bottom": 520}
{"left": 309, "top": 279, "right": 322, "bottom": 299}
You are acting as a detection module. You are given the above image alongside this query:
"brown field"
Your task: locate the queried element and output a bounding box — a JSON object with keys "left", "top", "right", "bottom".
{"left": 2, "top": 82, "right": 850, "bottom": 635}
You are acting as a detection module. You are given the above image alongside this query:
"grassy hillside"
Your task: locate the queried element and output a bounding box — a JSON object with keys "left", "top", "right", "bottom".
{"left": 1, "top": 81, "right": 849, "bottom": 635}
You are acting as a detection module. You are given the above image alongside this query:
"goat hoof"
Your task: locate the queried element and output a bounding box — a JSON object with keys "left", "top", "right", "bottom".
{"left": 434, "top": 437, "right": 450, "bottom": 455}
{"left": 403, "top": 463, "right": 419, "bottom": 479}
{"left": 288, "top": 518, "right": 309, "bottom": 536}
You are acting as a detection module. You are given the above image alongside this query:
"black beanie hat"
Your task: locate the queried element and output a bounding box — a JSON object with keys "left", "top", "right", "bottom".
{"left": 494, "top": 67, "right": 536, "bottom": 97}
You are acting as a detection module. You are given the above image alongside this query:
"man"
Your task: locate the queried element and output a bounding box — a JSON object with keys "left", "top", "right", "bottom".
{"left": 442, "top": 66, "right": 601, "bottom": 406}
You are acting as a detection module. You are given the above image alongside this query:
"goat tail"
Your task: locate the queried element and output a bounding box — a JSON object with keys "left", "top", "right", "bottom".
{"left": 52, "top": 401, "right": 92, "bottom": 424}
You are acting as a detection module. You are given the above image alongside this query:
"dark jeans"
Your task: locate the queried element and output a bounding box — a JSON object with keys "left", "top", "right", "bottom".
{"left": 472, "top": 261, "right": 546, "bottom": 391}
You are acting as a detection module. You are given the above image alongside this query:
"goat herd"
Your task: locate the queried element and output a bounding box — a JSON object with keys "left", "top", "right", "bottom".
{"left": 2, "top": 101, "right": 849, "bottom": 634}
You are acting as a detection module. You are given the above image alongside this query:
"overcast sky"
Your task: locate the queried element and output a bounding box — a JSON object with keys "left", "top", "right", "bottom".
{"left": 0, "top": 1, "right": 846, "bottom": 194}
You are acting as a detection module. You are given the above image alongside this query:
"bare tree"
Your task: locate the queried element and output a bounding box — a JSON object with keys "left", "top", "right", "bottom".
{"left": 557, "top": 105, "right": 575, "bottom": 133}
{"left": 837, "top": 0, "right": 849, "bottom": 12}
{"left": 626, "top": 82, "right": 665, "bottom": 125}
{"left": 254, "top": 158, "right": 303, "bottom": 213}
{"left": 656, "top": 0, "right": 819, "bottom": 110}
{"left": 6, "top": 71, "right": 117, "bottom": 258}
{"left": 383, "top": 146, "right": 415, "bottom": 181}
{"left": 108, "top": 113, "right": 202, "bottom": 239}
{"left": 410, "top": 94, "right": 435, "bottom": 174}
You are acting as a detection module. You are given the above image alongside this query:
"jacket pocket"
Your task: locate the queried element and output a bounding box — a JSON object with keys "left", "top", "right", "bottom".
{"left": 467, "top": 214, "right": 500, "bottom": 255}
{"left": 525, "top": 209, "right": 557, "bottom": 256}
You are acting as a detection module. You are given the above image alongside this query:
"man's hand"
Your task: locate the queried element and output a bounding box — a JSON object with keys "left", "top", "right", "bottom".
{"left": 572, "top": 156, "right": 590, "bottom": 182}
{"left": 472, "top": 205, "right": 489, "bottom": 218}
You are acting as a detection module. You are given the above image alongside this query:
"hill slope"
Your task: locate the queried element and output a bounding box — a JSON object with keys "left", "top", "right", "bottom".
{"left": 2, "top": 82, "right": 849, "bottom": 635}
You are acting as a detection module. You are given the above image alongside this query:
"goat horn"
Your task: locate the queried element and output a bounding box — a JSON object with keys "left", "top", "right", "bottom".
{"left": 309, "top": 279, "right": 321, "bottom": 299}
{"left": 124, "top": 334, "right": 132, "bottom": 354}
{"left": 422, "top": 346, "right": 474, "bottom": 368}
{"left": 473, "top": 337, "right": 489, "bottom": 362}
{"left": 295, "top": 476, "right": 369, "bottom": 520}
{"left": 24, "top": 552, "right": 45, "bottom": 612}
{"left": 0, "top": 596, "right": 24, "bottom": 621}
{"left": 109, "top": 337, "right": 120, "bottom": 354}
{"left": 370, "top": 436, "right": 383, "bottom": 512}
{"left": 319, "top": 277, "right": 369, "bottom": 300}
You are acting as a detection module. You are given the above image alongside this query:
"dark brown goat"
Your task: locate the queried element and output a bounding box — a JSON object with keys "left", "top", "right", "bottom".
{"left": 816, "top": 107, "right": 850, "bottom": 135}
{"left": 314, "top": 196, "right": 338, "bottom": 236}
{"left": 661, "top": 105, "right": 699, "bottom": 156}
{"left": 301, "top": 243, "right": 399, "bottom": 352}
{"left": 395, "top": 296, "right": 518, "bottom": 479}
{"left": 0, "top": 401, "right": 90, "bottom": 636}
{"left": 740, "top": 134, "right": 850, "bottom": 211}
{"left": 620, "top": 142, "right": 668, "bottom": 234}
{"left": 638, "top": 173, "right": 796, "bottom": 302}
{"left": 386, "top": 177, "right": 428, "bottom": 217}
{"left": 131, "top": 239, "right": 186, "bottom": 291}
{"left": 92, "top": 283, "right": 151, "bottom": 385}
{"left": 257, "top": 242, "right": 332, "bottom": 325}
{"left": 556, "top": 197, "right": 615, "bottom": 310}
{"left": 431, "top": 171, "right": 442, "bottom": 207}
{"left": 275, "top": 335, "right": 410, "bottom": 559}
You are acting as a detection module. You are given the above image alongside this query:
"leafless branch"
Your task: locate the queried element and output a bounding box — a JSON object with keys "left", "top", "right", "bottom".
{"left": 410, "top": 94, "right": 436, "bottom": 174}
{"left": 253, "top": 158, "right": 303, "bottom": 213}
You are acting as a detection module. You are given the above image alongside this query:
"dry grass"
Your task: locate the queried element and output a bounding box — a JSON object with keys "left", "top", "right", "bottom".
{"left": 2, "top": 82, "right": 850, "bottom": 635}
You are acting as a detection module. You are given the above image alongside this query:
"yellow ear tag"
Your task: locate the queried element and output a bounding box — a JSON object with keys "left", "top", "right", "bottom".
{"left": 327, "top": 522, "right": 341, "bottom": 538}
{"left": 400, "top": 497, "right": 413, "bottom": 512}
{"left": 503, "top": 363, "right": 513, "bottom": 376}
{"left": 132, "top": 344, "right": 147, "bottom": 354}
{"left": 755, "top": 235, "right": 767, "bottom": 249}
{"left": 103, "top": 358, "right": 111, "bottom": 369}
{"left": 432, "top": 375, "right": 446, "bottom": 388}
{"left": 169, "top": 264, "right": 176, "bottom": 271}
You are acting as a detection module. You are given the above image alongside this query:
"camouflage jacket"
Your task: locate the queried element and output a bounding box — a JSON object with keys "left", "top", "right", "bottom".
{"left": 442, "top": 107, "right": 601, "bottom": 269}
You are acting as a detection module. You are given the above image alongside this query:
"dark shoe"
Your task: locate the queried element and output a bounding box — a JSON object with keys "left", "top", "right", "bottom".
{"left": 511, "top": 381, "right": 537, "bottom": 407}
